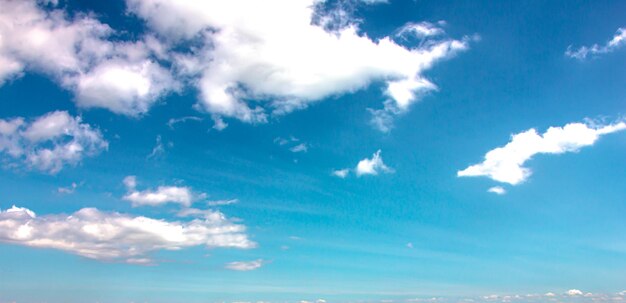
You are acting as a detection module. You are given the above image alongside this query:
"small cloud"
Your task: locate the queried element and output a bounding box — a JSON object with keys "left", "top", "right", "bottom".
{"left": 332, "top": 168, "right": 349, "bottom": 178}
{"left": 207, "top": 199, "right": 238, "bottom": 206}
{"left": 567, "top": 289, "right": 583, "bottom": 296}
{"left": 566, "top": 27, "right": 626, "bottom": 60}
{"left": 212, "top": 115, "right": 228, "bottom": 131}
{"left": 147, "top": 135, "right": 166, "bottom": 159}
{"left": 544, "top": 292, "right": 556, "bottom": 297}
{"left": 57, "top": 182, "right": 81, "bottom": 194}
{"left": 289, "top": 143, "right": 308, "bottom": 153}
{"left": 225, "top": 259, "right": 264, "bottom": 271}
{"left": 487, "top": 186, "right": 506, "bottom": 195}
{"left": 167, "top": 116, "right": 203, "bottom": 129}
{"left": 122, "top": 176, "right": 206, "bottom": 207}
{"left": 406, "top": 242, "right": 414, "bottom": 249}
{"left": 356, "top": 150, "right": 393, "bottom": 176}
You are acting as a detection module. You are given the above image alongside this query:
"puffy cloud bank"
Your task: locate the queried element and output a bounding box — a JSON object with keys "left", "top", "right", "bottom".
{"left": 0, "top": 111, "right": 107, "bottom": 173}
{"left": 0, "top": 0, "right": 469, "bottom": 128}
{"left": 0, "top": 205, "right": 255, "bottom": 264}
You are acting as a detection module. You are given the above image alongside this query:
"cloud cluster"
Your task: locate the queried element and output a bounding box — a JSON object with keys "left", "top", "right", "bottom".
{"left": 0, "top": 0, "right": 177, "bottom": 115}
{"left": 458, "top": 120, "right": 626, "bottom": 185}
{"left": 0, "top": 205, "right": 255, "bottom": 264}
{"left": 122, "top": 176, "right": 207, "bottom": 207}
{"left": 0, "top": 111, "right": 107, "bottom": 173}
{"left": 566, "top": 27, "right": 626, "bottom": 60}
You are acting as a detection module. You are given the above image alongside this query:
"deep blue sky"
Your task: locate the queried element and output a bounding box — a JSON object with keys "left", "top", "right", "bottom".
{"left": 0, "top": 0, "right": 625, "bottom": 303}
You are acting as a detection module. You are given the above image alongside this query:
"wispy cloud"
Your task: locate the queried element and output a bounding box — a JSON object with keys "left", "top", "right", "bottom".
{"left": 566, "top": 27, "right": 626, "bottom": 60}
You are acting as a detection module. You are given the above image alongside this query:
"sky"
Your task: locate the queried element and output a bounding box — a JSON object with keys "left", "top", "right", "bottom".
{"left": 0, "top": 0, "right": 625, "bottom": 302}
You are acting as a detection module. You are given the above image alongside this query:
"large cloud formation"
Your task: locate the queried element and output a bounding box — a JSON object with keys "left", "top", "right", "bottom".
{"left": 126, "top": 0, "right": 468, "bottom": 127}
{"left": 0, "top": 205, "right": 255, "bottom": 264}
{"left": 458, "top": 120, "right": 626, "bottom": 185}
{"left": 0, "top": 111, "right": 107, "bottom": 173}
{"left": 0, "top": 0, "right": 469, "bottom": 129}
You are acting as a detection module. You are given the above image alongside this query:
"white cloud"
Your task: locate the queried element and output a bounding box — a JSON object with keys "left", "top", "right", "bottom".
{"left": 0, "top": 205, "right": 255, "bottom": 264}
{"left": 0, "top": 111, "right": 107, "bottom": 173}
{"left": 567, "top": 289, "right": 583, "bottom": 296}
{"left": 290, "top": 143, "right": 308, "bottom": 153}
{"left": 356, "top": 150, "right": 393, "bottom": 176}
{"left": 566, "top": 27, "right": 626, "bottom": 60}
{"left": 487, "top": 186, "right": 506, "bottom": 195}
{"left": 225, "top": 259, "right": 264, "bottom": 271}
{"left": 122, "top": 176, "right": 206, "bottom": 207}
{"left": 458, "top": 120, "right": 626, "bottom": 185}
{"left": 332, "top": 168, "right": 350, "bottom": 178}
{"left": 0, "top": 0, "right": 177, "bottom": 115}
{"left": 126, "top": 0, "right": 468, "bottom": 125}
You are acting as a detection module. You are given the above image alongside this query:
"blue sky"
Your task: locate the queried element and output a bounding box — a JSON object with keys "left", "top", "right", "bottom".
{"left": 0, "top": 0, "right": 625, "bottom": 302}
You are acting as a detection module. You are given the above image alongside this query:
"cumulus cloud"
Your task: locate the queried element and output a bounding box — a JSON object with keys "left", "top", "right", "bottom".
{"left": 0, "top": 205, "right": 255, "bottom": 264}
{"left": 0, "top": 111, "right": 107, "bottom": 173}
{"left": 225, "top": 259, "right": 265, "bottom": 271}
{"left": 566, "top": 27, "right": 626, "bottom": 60}
{"left": 126, "top": 0, "right": 468, "bottom": 125}
{"left": 458, "top": 120, "right": 626, "bottom": 185}
{"left": 0, "top": 0, "right": 177, "bottom": 115}
{"left": 122, "top": 176, "right": 207, "bottom": 207}
{"left": 356, "top": 150, "right": 393, "bottom": 176}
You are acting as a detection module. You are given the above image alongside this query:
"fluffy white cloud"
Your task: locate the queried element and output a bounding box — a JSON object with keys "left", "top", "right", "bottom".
{"left": 0, "top": 205, "right": 255, "bottom": 264}
{"left": 0, "top": 111, "right": 107, "bottom": 173}
{"left": 566, "top": 27, "right": 626, "bottom": 60}
{"left": 225, "top": 259, "right": 265, "bottom": 271}
{"left": 458, "top": 120, "right": 626, "bottom": 185}
{"left": 0, "top": 0, "right": 177, "bottom": 115}
{"left": 126, "top": 0, "right": 468, "bottom": 124}
{"left": 122, "top": 176, "right": 206, "bottom": 207}
{"left": 356, "top": 149, "right": 393, "bottom": 176}
{"left": 487, "top": 186, "right": 506, "bottom": 195}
